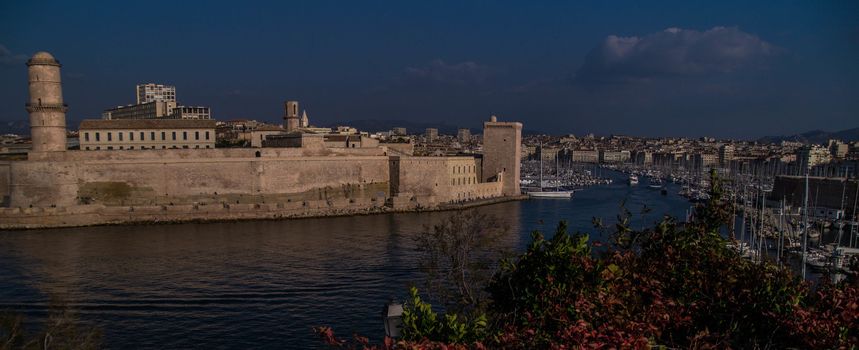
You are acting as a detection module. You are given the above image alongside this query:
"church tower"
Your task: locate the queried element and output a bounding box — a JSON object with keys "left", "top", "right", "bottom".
{"left": 284, "top": 100, "right": 300, "bottom": 132}
{"left": 26, "top": 51, "right": 67, "bottom": 153}
{"left": 300, "top": 110, "right": 309, "bottom": 128}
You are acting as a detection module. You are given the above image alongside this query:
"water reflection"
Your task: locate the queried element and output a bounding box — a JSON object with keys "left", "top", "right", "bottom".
{"left": 0, "top": 171, "right": 691, "bottom": 349}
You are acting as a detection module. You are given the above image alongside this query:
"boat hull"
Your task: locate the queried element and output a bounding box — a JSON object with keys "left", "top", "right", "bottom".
{"left": 528, "top": 191, "right": 574, "bottom": 199}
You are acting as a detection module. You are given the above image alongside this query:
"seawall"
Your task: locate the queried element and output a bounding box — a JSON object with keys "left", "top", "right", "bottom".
{"left": 0, "top": 195, "right": 527, "bottom": 230}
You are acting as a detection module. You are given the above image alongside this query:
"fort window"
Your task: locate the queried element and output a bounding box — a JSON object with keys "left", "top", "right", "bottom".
{"left": 183, "top": 131, "right": 187, "bottom": 140}
{"left": 129, "top": 132, "right": 133, "bottom": 141}
{"left": 84, "top": 132, "right": 89, "bottom": 141}
{"left": 172, "top": 132, "right": 176, "bottom": 140}
{"left": 161, "top": 132, "right": 166, "bottom": 140}
{"left": 129, "top": 146, "right": 134, "bottom": 150}
{"left": 107, "top": 132, "right": 112, "bottom": 141}
{"left": 119, "top": 146, "right": 123, "bottom": 150}
{"left": 140, "top": 132, "right": 144, "bottom": 140}
{"left": 85, "top": 146, "right": 90, "bottom": 150}
{"left": 205, "top": 145, "right": 210, "bottom": 149}
{"left": 107, "top": 146, "right": 113, "bottom": 150}
{"left": 183, "top": 145, "right": 189, "bottom": 149}
{"left": 118, "top": 132, "right": 123, "bottom": 141}
{"left": 205, "top": 131, "right": 210, "bottom": 140}
{"left": 96, "top": 146, "right": 100, "bottom": 150}
{"left": 255, "top": 151, "right": 261, "bottom": 158}
{"left": 150, "top": 132, "right": 155, "bottom": 140}
{"left": 195, "top": 131, "right": 199, "bottom": 140}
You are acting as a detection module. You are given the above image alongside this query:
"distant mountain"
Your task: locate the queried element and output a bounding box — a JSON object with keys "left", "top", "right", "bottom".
{"left": 327, "top": 119, "right": 543, "bottom": 135}
{"left": 757, "top": 127, "right": 859, "bottom": 145}
{"left": 0, "top": 120, "right": 29, "bottom": 136}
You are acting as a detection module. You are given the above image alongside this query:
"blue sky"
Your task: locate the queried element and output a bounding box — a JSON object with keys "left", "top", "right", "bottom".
{"left": 1, "top": 0, "right": 857, "bottom": 138}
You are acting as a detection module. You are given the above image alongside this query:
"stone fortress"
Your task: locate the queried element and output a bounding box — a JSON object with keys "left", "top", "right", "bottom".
{"left": 0, "top": 52, "right": 523, "bottom": 229}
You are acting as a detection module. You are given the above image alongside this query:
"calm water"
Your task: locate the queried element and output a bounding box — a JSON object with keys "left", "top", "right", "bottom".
{"left": 0, "top": 171, "right": 691, "bottom": 349}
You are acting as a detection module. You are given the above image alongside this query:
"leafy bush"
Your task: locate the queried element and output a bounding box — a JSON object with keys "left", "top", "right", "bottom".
{"left": 318, "top": 171, "right": 859, "bottom": 348}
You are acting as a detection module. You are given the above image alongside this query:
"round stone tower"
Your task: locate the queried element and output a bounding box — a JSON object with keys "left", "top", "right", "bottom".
{"left": 26, "top": 51, "right": 67, "bottom": 152}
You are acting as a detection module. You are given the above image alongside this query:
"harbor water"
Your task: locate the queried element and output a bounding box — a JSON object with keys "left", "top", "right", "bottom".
{"left": 0, "top": 171, "right": 724, "bottom": 349}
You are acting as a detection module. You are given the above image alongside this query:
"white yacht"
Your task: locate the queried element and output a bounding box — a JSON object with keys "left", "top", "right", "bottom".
{"left": 628, "top": 174, "right": 639, "bottom": 185}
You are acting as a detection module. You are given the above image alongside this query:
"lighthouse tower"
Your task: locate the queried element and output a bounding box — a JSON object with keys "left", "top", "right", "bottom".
{"left": 26, "top": 51, "right": 67, "bottom": 153}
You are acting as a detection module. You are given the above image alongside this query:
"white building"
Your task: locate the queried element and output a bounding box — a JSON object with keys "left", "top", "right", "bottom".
{"left": 136, "top": 83, "right": 176, "bottom": 104}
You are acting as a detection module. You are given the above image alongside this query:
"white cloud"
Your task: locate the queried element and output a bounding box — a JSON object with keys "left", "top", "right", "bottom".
{"left": 575, "top": 27, "right": 779, "bottom": 84}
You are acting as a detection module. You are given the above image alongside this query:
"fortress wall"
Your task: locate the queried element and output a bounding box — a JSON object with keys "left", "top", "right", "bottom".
{"left": 27, "top": 146, "right": 386, "bottom": 162}
{"left": 452, "top": 181, "right": 503, "bottom": 203}
{"left": 395, "top": 156, "right": 496, "bottom": 204}
{"left": 0, "top": 162, "right": 10, "bottom": 206}
{"left": 8, "top": 156, "right": 390, "bottom": 208}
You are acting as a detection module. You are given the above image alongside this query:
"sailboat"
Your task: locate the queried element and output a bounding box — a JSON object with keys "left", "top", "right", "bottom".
{"left": 528, "top": 142, "right": 574, "bottom": 199}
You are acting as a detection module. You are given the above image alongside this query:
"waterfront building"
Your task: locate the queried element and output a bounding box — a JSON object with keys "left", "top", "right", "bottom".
{"left": 633, "top": 151, "right": 653, "bottom": 165}
{"left": 719, "top": 144, "right": 735, "bottom": 167}
{"left": 571, "top": 149, "right": 599, "bottom": 163}
{"left": 828, "top": 139, "right": 849, "bottom": 159}
{"left": 693, "top": 153, "right": 718, "bottom": 171}
{"left": 771, "top": 175, "right": 858, "bottom": 219}
{"left": 599, "top": 150, "right": 630, "bottom": 163}
{"left": 79, "top": 119, "right": 216, "bottom": 150}
{"left": 796, "top": 145, "right": 832, "bottom": 172}
{"left": 538, "top": 146, "right": 560, "bottom": 161}
{"left": 136, "top": 83, "right": 176, "bottom": 104}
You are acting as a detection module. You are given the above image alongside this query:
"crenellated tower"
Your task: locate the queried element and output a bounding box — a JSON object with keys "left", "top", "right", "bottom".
{"left": 26, "top": 51, "right": 67, "bottom": 153}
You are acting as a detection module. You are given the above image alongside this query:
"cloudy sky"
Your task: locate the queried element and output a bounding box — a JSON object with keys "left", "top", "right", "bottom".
{"left": 1, "top": 1, "right": 857, "bottom": 138}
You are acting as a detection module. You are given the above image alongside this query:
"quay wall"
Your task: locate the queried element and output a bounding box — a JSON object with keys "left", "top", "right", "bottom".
{"left": 0, "top": 194, "right": 526, "bottom": 230}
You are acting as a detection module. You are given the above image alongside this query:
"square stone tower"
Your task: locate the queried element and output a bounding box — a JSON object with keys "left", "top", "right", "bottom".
{"left": 284, "top": 101, "right": 300, "bottom": 132}
{"left": 482, "top": 115, "right": 522, "bottom": 196}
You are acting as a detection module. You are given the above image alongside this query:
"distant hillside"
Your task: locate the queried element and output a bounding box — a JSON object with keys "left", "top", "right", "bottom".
{"left": 326, "top": 120, "right": 478, "bottom": 136}
{"left": 757, "top": 127, "right": 859, "bottom": 145}
{"left": 0, "top": 120, "right": 29, "bottom": 136}
{"left": 327, "top": 119, "right": 543, "bottom": 135}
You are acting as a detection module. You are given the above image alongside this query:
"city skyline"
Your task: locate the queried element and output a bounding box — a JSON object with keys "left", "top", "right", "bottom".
{"left": 1, "top": 1, "right": 858, "bottom": 139}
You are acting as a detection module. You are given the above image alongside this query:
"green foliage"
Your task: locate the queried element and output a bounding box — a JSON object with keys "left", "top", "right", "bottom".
{"left": 321, "top": 172, "right": 859, "bottom": 348}
{"left": 400, "top": 286, "right": 487, "bottom": 344}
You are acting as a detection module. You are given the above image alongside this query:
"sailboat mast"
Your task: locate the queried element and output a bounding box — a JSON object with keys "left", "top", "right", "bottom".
{"left": 759, "top": 188, "right": 766, "bottom": 261}
{"left": 802, "top": 171, "right": 810, "bottom": 279}
{"left": 539, "top": 140, "right": 543, "bottom": 190}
